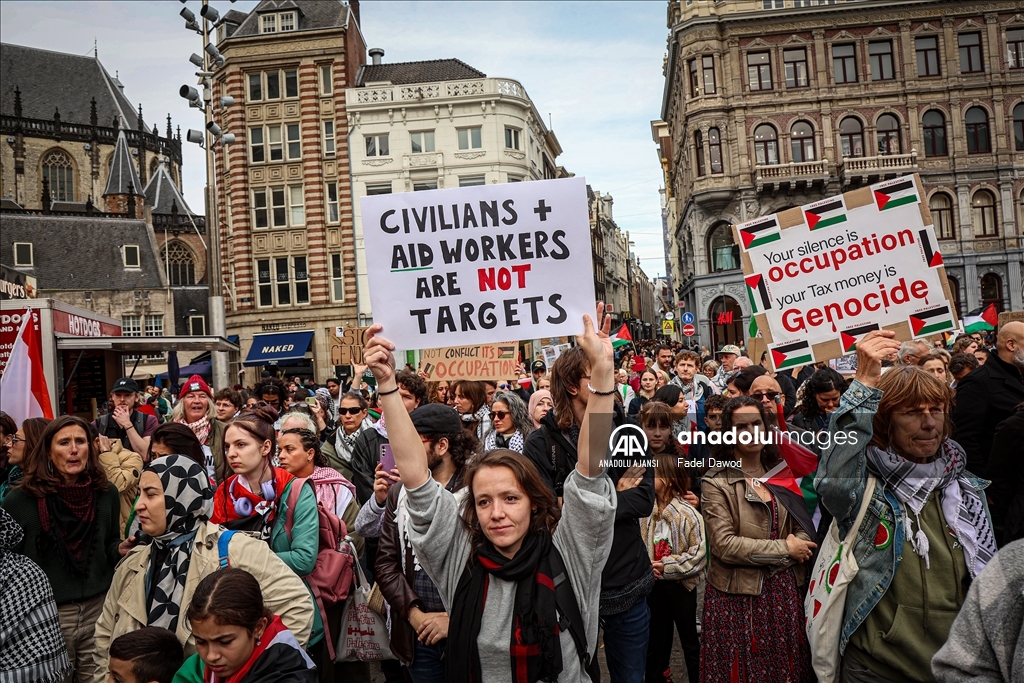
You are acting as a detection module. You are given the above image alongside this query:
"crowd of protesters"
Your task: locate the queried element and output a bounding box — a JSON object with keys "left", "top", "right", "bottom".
{"left": 1, "top": 309, "right": 1022, "bottom": 683}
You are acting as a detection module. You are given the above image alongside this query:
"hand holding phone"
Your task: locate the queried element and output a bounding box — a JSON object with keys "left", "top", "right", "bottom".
{"left": 379, "top": 443, "right": 396, "bottom": 473}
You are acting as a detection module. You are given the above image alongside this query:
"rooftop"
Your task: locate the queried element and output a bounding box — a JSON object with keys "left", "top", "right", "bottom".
{"left": 143, "top": 162, "right": 194, "bottom": 216}
{"left": 356, "top": 58, "right": 486, "bottom": 86}
{"left": 227, "top": 0, "right": 349, "bottom": 38}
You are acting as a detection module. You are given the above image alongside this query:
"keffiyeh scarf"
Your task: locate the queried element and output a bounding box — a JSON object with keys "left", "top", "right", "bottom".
{"left": 484, "top": 429, "right": 525, "bottom": 453}
{"left": 177, "top": 414, "right": 211, "bottom": 446}
{"left": 145, "top": 455, "right": 214, "bottom": 631}
{"left": 866, "top": 440, "right": 996, "bottom": 578}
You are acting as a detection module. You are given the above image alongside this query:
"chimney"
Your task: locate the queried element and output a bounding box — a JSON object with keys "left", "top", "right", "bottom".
{"left": 369, "top": 48, "right": 384, "bottom": 65}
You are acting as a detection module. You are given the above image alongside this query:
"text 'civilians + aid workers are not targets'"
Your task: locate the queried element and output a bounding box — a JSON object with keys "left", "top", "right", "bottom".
{"left": 736, "top": 174, "right": 959, "bottom": 371}
{"left": 360, "top": 177, "right": 597, "bottom": 349}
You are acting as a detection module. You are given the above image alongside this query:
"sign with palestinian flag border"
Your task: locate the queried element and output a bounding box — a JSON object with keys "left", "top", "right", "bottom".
{"left": 735, "top": 173, "right": 959, "bottom": 371}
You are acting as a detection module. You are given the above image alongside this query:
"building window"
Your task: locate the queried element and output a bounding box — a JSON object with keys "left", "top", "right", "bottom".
{"left": 457, "top": 127, "right": 483, "bottom": 150}
{"left": 166, "top": 241, "right": 196, "bottom": 285}
{"left": 320, "top": 64, "right": 332, "bottom": 94}
{"left": 708, "top": 127, "right": 723, "bottom": 173}
{"left": 876, "top": 114, "right": 902, "bottom": 155}
{"left": 323, "top": 121, "right": 335, "bottom": 157}
{"left": 947, "top": 275, "right": 962, "bottom": 316}
{"left": 261, "top": 12, "right": 295, "bottom": 33}
{"left": 965, "top": 107, "right": 991, "bottom": 153}
{"left": 1013, "top": 102, "right": 1024, "bottom": 150}
{"left": 279, "top": 12, "right": 295, "bottom": 32}
{"left": 746, "top": 52, "right": 773, "bottom": 91}
{"left": 959, "top": 33, "right": 984, "bottom": 73}
{"left": 252, "top": 186, "right": 303, "bottom": 228}
{"left": 289, "top": 186, "right": 304, "bottom": 226}
{"left": 410, "top": 130, "right": 435, "bottom": 153}
{"left": 702, "top": 55, "right": 716, "bottom": 94}
{"left": 293, "top": 256, "right": 309, "bottom": 305}
{"left": 249, "top": 127, "right": 265, "bottom": 163}
{"left": 1009, "top": 29, "right": 1024, "bottom": 69}
{"left": 366, "top": 183, "right": 392, "bottom": 195}
{"left": 122, "top": 244, "right": 140, "bottom": 268}
{"left": 839, "top": 116, "right": 864, "bottom": 157}
{"left": 268, "top": 125, "right": 283, "bottom": 161}
{"left": 688, "top": 59, "right": 699, "bottom": 96}
{"left": 253, "top": 189, "right": 268, "bottom": 228}
{"left": 13, "top": 242, "right": 32, "bottom": 267}
{"left": 366, "top": 134, "right": 390, "bottom": 157}
{"left": 930, "top": 193, "right": 955, "bottom": 240}
{"left": 753, "top": 124, "right": 779, "bottom": 165}
{"left": 256, "top": 259, "right": 273, "bottom": 307}
{"left": 275, "top": 257, "right": 290, "bottom": 306}
{"left": 267, "top": 71, "right": 280, "bottom": 99}
{"left": 122, "top": 315, "right": 141, "bottom": 351}
{"left": 694, "top": 130, "right": 706, "bottom": 177}
{"left": 922, "top": 110, "right": 948, "bottom": 157}
{"left": 326, "top": 182, "right": 339, "bottom": 223}
{"left": 833, "top": 44, "right": 858, "bottom": 83}
{"left": 413, "top": 182, "right": 438, "bottom": 191}
{"left": 248, "top": 73, "right": 262, "bottom": 101}
{"left": 791, "top": 121, "right": 816, "bottom": 162}
{"left": 784, "top": 48, "right": 809, "bottom": 88}
{"left": 261, "top": 14, "right": 276, "bottom": 33}
{"left": 762, "top": 0, "right": 785, "bottom": 8}
{"left": 972, "top": 190, "right": 998, "bottom": 237}
{"left": 459, "top": 176, "right": 486, "bottom": 187}
{"left": 916, "top": 36, "right": 941, "bottom": 76}
{"left": 42, "top": 150, "right": 74, "bottom": 202}
{"left": 508, "top": 176, "right": 523, "bottom": 183}
{"left": 144, "top": 315, "right": 163, "bottom": 359}
{"left": 285, "top": 70, "right": 298, "bottom": 98}
{"left": 869, "top": 41, "right": 895, "bottom": 81}
{"left": 286, "top": 123, "right": 300, "bottom": 159}
{"left": 504, "top": 127, "right": 521, "bottom": 150}
{"left": 271, "top": 188, "right": 286, "bottom": 227}
{"left": 189, "top": 316, "right": 206, "bottom": 336}
{"left": 708, "top": 222, "right": 740, "bottom": 272}
{"left": 981, "top": 273, "right": 1004, "bottom": 313}
{"left": 330, "top": 254, "right": 345, "bottom": 302}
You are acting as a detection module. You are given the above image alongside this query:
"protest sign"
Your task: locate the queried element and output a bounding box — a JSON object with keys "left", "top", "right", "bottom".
{"left": 329, "top": 326, "right": 371, "bottom": 366}
{"left": 736, "top": 174, "right": 957, "bottom": 371}
{"left": 418, "top": 341, "right": 519, "bottom": 381}
{"left": 360, "top": 177, "right": 596, "bottom": 350}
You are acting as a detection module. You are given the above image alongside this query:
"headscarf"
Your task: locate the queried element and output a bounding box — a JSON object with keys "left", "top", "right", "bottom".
{"left": 528, "top": 389, "right": 552, "bottom": 428}
{"left": 145, "top": 454, "right": 214, "bottom": 631}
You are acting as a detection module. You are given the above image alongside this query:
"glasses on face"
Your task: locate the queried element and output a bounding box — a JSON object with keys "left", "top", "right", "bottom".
{"left": 338, "top": 407, "right": 365, "bottom": 416}
{"left": 489, "top": 410, "right": 510, "bottom": 420}
{"left": 750, "top": 391, "right": 781, "bottom": 403}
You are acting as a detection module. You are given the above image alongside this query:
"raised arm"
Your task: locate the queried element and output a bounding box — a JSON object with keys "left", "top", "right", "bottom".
{"left": 576, "top": 302, "right": 615, "bottom": 478}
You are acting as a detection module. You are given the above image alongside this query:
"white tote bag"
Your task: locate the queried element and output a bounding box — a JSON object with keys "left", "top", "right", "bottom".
{"left": 804, "top": 475, "right": 876, "bottom": 683}
{"left": 336, "top": 554, "right": 396, "bottom": 662}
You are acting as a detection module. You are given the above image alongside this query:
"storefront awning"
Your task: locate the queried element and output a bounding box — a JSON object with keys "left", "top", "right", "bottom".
{"left": 243, "top": 330, "right": 314, "bottom": 367}
{"left": 55, "top": 336, "right": 239, "bottom": 353}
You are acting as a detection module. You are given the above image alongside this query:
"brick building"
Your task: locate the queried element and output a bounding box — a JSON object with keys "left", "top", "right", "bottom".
{"left": 654, "top": 0, "right": 1024, "bottom": 351}
{"left": 209, "top": 0, "right": 366, "bottom": 384}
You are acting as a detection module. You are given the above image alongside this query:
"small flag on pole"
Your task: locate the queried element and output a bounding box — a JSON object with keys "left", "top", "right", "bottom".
{"left": 610, "top": 324, "right": 633, "bottom": 350}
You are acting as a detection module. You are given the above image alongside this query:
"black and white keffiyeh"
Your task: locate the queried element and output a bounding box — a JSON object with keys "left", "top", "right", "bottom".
{"left": 145, "top": 454, "right": 214, "bottom": 631}
{"left": 866, "top": 439, "right": 996, "bottom": 578}
{"left": 484, "top": 429, "right": 525, "bottom": 453}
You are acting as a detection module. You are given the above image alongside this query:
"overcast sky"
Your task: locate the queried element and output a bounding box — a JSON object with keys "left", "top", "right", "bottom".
{"left": 0, "top": 0, "right": 670, "bottom": 279}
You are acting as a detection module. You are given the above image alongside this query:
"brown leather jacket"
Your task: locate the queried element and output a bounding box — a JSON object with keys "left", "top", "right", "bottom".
{"left": 702, "top": 466, "right": 812, "bottom": 596}
{"left": 375, "top": 483, "right": 426, "bottom": 666}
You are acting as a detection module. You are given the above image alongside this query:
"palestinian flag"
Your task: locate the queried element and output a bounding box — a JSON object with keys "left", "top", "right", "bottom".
{"left": 840, "top": 322, "right": 880, "bottom": 353}
{"left": 963, "top": 303, "right": 998, "bottom": 334}
{"left": 759, "top": 460, "right": 816, "bottom": 545}
{"left": 749, "top": 315, "right": 759, "bottom": 339}
{"left": 745, "top": 273, "right": 771, "bottom": 314}
{"left": 804, "top": 197, "right": 847, "bottom": 231}
{"left": 770, "top": 339, "right": 814, "bottom": 371}
{"left": 497, "top": 345, "right": 515, "bottom": 359}
{"left": 909, "top": 305, "right": 955, "bottom": 336}
{"left": 874, "top": 178, "right": 918, "bottom": 211}
{"left": 610, "top": 324, "right": 633, "bottom": 350}
{"left": 738, "top": 216, "right": 781, "bottom": 250}
{"left": 919, "top": 228, "right": 943, "bottom": 267}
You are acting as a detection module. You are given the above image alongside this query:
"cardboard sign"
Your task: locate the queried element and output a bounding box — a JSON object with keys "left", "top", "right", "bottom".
{"left": 736, "top": 174, "right": 958, "bottom": 371}
{"left": 418, "top": 342, "right": 519, "bottom": 381}
{"left": 329, "top": 326, "right": 371, "bottom": 366}
{"left": 360, "top": 177, "right": 596, "bottom": 349}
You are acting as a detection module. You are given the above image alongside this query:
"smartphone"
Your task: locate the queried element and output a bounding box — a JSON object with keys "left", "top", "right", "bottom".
{"left": 379, "top": 443, "right": 396, "bottom": 472}
{"left": 305, "top": 396, "right": 317, "bottom": 406}
{"left": 423, "top": 362, "right": 434, "bottom": 376}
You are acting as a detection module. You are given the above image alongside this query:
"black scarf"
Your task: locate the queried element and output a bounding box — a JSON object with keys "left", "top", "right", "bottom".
{"left": 449, "top": 531, "right": 561, "bottom": 683}
{"left": 37, "top": 476, "right": 96, "bottom": 577}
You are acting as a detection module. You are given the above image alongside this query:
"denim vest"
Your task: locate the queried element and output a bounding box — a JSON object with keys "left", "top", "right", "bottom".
{"left": 814, "top": 380, "right": 991, "bottom": 655}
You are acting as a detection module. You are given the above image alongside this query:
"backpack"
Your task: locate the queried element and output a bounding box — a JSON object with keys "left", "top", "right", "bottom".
{"left": 549, "top": 545, "right": 601, "bottom": 683}
{"left": 284, "top": 477, "right": 357, "bottom": 660}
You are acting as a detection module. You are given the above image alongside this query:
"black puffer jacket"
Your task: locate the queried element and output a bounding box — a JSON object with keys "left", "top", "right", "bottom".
{"left": 987, "top": 405, "right": 1024, "bottom": 546}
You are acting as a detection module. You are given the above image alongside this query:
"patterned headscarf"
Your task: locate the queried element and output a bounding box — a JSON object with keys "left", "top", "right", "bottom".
{"left": 145, "top": 454, "right": 214, "bottom": 631}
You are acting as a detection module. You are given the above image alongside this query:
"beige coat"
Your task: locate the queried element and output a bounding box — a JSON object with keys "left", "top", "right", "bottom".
{"left": 91, "top": 521, "right": 314, "bottom": 683}
{"left": 98, "top": 441, "right": 143, "bottom": 537}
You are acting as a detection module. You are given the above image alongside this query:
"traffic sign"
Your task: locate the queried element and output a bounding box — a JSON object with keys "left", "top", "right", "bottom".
{"left": 664, "top": 312, "right": 675, "bottom": 321}
{"left": 662, "top": 320, "right": 675, "bottom": 334}
{"left": 682, "top": 323, "right": 696, "bottom": 337}
{"left": 681, "top": 312, "right": 695, "bottom": 325}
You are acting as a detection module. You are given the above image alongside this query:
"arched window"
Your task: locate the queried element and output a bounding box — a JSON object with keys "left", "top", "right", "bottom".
{"left": 710, "top": 296, "right": 743, "bottom": 351}
{"left": 695, "top": 130, "right": 706, "bottom": 177}
{"left": 1013, "top": 102, "right": 1024, "bottom": 151}
{"left": 946, "top": 275, "right": 962, "bottom": 317}
{"left": 753, "top": 124, "right": 778, "bottom": 165}
{"left": 923, "top": 110, "right": 948, "bottom": 157}
{"left": 166, "top": 242, "right": 197, "bottom": 285}
{"left": 876, "top": 114, "right": 902, "bottom": 155}
{"left": 42, "top": 150, "right": 74, "bottom": 202}
{"left": 965, "top": 107, "right": 991, "bottom": 153}
{"left": 790, "top": 121, "right": 816, "bottom": 162}
{"left": 929, "top": 192, "right": 955, "bottom": 240}
{"left": 708, "top": 127, "right": 723, "bottom": 173}
{"left": 980, "top": 273, "right": 1004, "bottom": 313}
{"left": 839, "top": 117, "right": 864, "bottom": 157}
{"left": 971, "top": 189, "right": 997, "bottom": 237}
{"left": 707, "top": 222, "right": 739, "bottom": 272}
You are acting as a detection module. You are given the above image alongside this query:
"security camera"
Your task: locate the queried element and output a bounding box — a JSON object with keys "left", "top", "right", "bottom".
{"left": 215, "top": 55, "right": 225, "bottom": 67}
{"left": 220, "top": 133, "right": 236, "bottom": 144}
{"left": 186, "top": 129, "right": 205, "bottom": 145}
{"left": 204, "top": 43, "right": 222, "bottom": 59}
{"left": 179, "top": 85, "right": 200, "bottom": 102}
{"left": 185, "top": 20, "right": 201, "bottom": 33}
{"left": 189, "top": 53, "right": 204, "bottom": 68}
{"left": 206, "top": 121, "right": 222, "bottom": 136}
{"left": 219, "top": 96, "right": 234, "bottom": 107}
{"left": 180, "top": 7, "right": 196, "bottom": 22}
{"left": 200, "top": 5, "right": 220, "bottom": 23}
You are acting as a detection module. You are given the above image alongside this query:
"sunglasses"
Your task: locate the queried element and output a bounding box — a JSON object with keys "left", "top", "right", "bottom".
{"left": 489, "top": 410, "right": 510, "bottom": 420}
{"left": 338, "top": 407, "right": 365, "bottom": 416}
{"left": 750, "top": 391, "right": 781, "bottom": 402}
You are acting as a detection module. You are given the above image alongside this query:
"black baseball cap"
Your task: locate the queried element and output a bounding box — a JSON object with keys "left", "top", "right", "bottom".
{"left": 111, "top": 377, "right": 139, "bottom": 394}
{"left": 410, "top": 404, "right": 462, "bottom": 436}
{"left": 531, "top": 360, "right": 547, "bottom": 373}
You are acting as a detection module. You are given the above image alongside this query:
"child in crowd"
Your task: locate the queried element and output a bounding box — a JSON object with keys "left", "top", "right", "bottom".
{"left": 107, "top": 627, "right": 183, "bottom": 683}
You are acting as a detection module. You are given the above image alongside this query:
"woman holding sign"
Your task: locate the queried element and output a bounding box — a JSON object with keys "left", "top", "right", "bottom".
{"left": 360, "top": 303, "right": 617, "bottom": 683}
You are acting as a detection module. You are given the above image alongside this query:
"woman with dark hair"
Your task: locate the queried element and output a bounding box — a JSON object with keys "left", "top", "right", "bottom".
{"left": 483, "top": 391, "right": 533, "bottom": 453}
{"left": 0, "top": 416, "right": 51, "bottom": 502}
{"left": 653, "top": 384, "right": 692, "bottom": 440}
{"left": 177, "top": 569, "right": 316, "bottom": 682}
{"left": 1, "top": 415, "right": 125, "bottom": 682}
{"left": 791, "top": 367, "right": 847, "bottom": 433}
{"left": 427, "top": 380, "right": 450, "bottom": 405}
{"left": 361, "top": 303, "right": 618, "bottom": 683}
{"left": 452, "top": 379, "right": 491, "bottom": 442}
{"left": 628, "top": 368, "right": 659, "bottom": 416}
{"left": 0, "top": 411, "right": 16, "bottom": 499}
{"left": 700, "top": 397, "right": 817, "bottom": 683}
{"left": 147, "top": 423, "right": 208, "bottom": 471}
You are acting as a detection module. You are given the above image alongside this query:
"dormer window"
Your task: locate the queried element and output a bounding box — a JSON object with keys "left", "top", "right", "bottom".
{"left": 123, "top": 244, "right": 140, "bottom": 268}
{"left": 261, "top": 12, "right": 296, "bottom": 34}
{"left": 279, "top": 12, "right": 295, "bottom": 31}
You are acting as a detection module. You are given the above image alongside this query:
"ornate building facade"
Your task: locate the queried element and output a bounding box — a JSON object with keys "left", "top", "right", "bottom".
{"left": 655, "top": 0, "right": 1024, "bottom": 351}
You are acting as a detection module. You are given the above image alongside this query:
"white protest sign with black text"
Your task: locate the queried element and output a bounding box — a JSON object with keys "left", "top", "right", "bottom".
{"left": 361, "top": 177, "right": 596, "bottom": 349}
